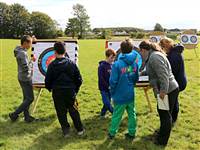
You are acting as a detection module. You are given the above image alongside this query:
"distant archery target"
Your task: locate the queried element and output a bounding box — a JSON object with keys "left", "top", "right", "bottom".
{"left": 190, "top": 35, "right": 198, "bottom": 44}
{"left": 149, "top": 31, "right": 165, "bottom": 43}
{"left": 150, "top": 36, "right": 159, "bottom": 43}
{"left": 180, "top": 34, "right": 198, "bottom": 45}
{"left": 38, "top": 47, "right": 55, "bottom": 76}
{"left": 181, "top": 35, "right": 189, "bottom": 43}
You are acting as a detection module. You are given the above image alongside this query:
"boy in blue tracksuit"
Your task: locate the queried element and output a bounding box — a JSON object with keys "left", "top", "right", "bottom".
{"left": 108, "top": 39, "right": 139, "bottom": 140}
{"left": 98, "top": 49, "right": 116, "bottom": 117}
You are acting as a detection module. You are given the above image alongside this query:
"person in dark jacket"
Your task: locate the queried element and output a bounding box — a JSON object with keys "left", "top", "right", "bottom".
{"left": 98, "top": 49, "right": 116, "bottom": 118}
{"left": 45, "top": 41, "right": 84, "bottom": 137}
{"left": 160, "top": 38, "right": 187, "bottom": 123}
{"left": 9, "top": 35, "right": 37, "bottom": 123}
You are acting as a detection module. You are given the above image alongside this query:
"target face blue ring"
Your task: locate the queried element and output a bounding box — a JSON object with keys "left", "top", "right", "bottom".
{"left": 190, "top": 36, "right": 197, "bottom": 43}
{"left": 38, "top": 47, "right": 55, "bottom": 76}
{"left": 150, "top": 37, "right": 158, "bottom": 43}
{"left": 181, "top": 35, "right": 189, "bottom": 43}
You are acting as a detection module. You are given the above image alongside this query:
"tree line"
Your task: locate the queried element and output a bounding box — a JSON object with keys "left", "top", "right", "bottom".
{"left": 0, "top": 2, "right": 62, "bottom": 39}
{"left": 1, "top": 2, "right": 195, "bottom": 39}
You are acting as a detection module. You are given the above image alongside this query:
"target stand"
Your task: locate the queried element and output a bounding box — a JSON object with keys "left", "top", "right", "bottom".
{"left": 180, "top": 30, "right": 199, "bottom": 58}
{"left": 31, "top": 40, "right": 79, "bottom": 114}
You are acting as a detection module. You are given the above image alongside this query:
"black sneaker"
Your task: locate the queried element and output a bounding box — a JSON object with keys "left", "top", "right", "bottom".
{"left": 125, "top": 133, "right": 135, "bottom": 140}
{"left": 153, "top": 138, "right": 167, "bottom": 147}
{"left": 9, "top": 113, "right": 18, "bottom": 122}
{"left": 24, "top": 116, "right": 37, "bottom": 123}
{"left": 153, "top": 129, "right": 160, "bottom": 136}
{"left": 108, "top": 133, "right": 114, "bottom": 140}
{"left": 62, "top": 128, "right": 70, "bottom": 138}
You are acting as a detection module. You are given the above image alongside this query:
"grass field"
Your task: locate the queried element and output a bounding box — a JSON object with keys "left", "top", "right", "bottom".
{"left": 0, "top": 39, "right": 200, "bottom": 150}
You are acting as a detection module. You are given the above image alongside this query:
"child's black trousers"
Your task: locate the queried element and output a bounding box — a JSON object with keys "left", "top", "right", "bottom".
{"left": 52, "top": 88, "right": 83, "bottom": 132}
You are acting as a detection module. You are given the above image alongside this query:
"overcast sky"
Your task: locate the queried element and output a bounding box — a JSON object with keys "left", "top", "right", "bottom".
{"left": 1, "top": 0, "right": 199, "bottom": 30}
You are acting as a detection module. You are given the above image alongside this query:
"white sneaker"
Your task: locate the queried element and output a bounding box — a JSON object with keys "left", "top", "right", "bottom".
{"left": 77, "top": 129, "right": 85, "bottom": 136}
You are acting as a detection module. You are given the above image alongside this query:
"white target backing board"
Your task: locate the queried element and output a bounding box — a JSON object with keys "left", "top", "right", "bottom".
{"left": 150, "top": 36, "right": 163, "bottom": 43}
{"left": 105, "top": 40, "right": 149, "bottom": 83}
{"left": 32, "top": 40, "right": 78, "bottom": 85}
{"left": 105, "top": 39, "right": 142, "bottom": 51}
{"left": 180, "top": 34, "right": 198, "bottom": 44}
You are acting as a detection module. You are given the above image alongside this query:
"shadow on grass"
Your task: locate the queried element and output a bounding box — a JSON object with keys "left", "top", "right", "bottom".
{"left": 0, "top": 113, "right": 166, "bottom": 150}
{"left": 95, "top": 133, "right": 166, "bottom": 150}
{"left": 25, "top": 114, "right": 121, "bottom": 149}
{"left": 25, "top": 114, "right": 165, "bottom": 150}
{"left": 0, "top": 114, "right": 57, "bottom": 140}
{"left": 26, "top": 115, "right": 112, "bottom": 149}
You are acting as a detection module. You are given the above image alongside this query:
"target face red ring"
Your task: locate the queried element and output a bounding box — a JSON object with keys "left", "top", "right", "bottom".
{"left": 38, "top": 47, "right": 55, "bottom": 76}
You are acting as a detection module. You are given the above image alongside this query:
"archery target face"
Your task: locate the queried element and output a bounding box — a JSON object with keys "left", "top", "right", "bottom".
{"left": 105, "top": 40, "right": 149, "bottom": 82}
{"left": 32, "top": 41, "right": 78, "bottom": 84}
{"left": 38, "top": 47, "right": 55, "bottom": 76}
{"left": 181, "top": 34, "right": 198, "bottom": 44}
{"left": 150, "top": 36, "right": 161, "bottom": 43}
{"left": 190, "top": 35, "right": 198, "bottom": 44}
{"left": 181, "top": 35, "right": 189, "bottom": 43}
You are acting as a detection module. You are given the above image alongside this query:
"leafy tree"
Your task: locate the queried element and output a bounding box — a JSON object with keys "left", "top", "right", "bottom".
{"left": 71, "top": 3, "right": 91, "bottom": 39}
{"left": 154, "top": 23, "right": 164, "bottom": 32}
{"left": 65, "top": 17, "right": 79, "bottom": 38}
{"left": 0, "top": 2, "right": 10, "bottom": 38}
{"left": 8, "top": 3, "right": 30, "bottom": 38}
{"left": 30, "top": 11, "right": 57, "bottom": 38}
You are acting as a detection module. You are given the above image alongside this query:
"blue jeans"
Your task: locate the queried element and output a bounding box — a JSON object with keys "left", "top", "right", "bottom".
{"left": 100, "top": 91, "right": 113, "bottom": 116}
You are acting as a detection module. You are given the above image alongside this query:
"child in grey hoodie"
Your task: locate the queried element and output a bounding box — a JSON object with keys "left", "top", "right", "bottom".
{"left": 9, "top": 35, "right": 36, "bottom": 123}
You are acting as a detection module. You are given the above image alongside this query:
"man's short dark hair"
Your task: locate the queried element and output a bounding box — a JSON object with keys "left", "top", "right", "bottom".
{"left": 21, "top": 35, "right": 31, "bottom": 45}
{"left": 120, "top": 39, "right": 133, "bottom": 54}
{"left": 54, "top": 41, "right": 66, "bottom": 54}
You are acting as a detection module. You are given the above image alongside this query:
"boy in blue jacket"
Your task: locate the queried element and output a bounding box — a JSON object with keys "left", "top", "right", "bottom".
{"left": 98, "top": 49, "right": 116, "bottom": 117}
{"left": 108, "top": 39, "right": 139, "bottom": 140}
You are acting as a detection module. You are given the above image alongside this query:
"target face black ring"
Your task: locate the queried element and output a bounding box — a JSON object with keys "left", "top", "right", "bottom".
{"left": 38, "top": 47, "right": 55, "bottom": 76}
{"left": 181, "top": 35, "right": 189, "bottom": 43}
{"left": 190, "top": 36, "right": 197, "bottom": 43}
{"left": 150, "top": 37, "right": 158, "bottom": 43}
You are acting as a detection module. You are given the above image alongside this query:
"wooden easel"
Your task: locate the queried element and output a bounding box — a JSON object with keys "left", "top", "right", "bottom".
{"left": 194, "top": 47, "right": 198, "bottom": 58}
{"left": 31, "top": 84, "right": 44, "bottom": 114}
{"left": 31, "top": 83, "right": 153, "bottom": 114}
{"left": 136, "top": 82, "right": 153, "bottom": 112}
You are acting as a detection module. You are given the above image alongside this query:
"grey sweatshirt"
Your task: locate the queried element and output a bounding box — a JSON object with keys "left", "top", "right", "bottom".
{"left": 146, "top": 50, "right": 178, "bottom": 97}
{"left": 14, "top": 46, "right": 32, "bottom": 81}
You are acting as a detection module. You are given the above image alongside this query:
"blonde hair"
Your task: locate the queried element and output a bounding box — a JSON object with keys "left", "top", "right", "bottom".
{"left": 159, "top": 37, "right": 174, "bottom": 50}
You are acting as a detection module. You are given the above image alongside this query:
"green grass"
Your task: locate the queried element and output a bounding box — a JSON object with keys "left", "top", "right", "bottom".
{"left": 0, "top": 39, "right": 200, "bottom": 150}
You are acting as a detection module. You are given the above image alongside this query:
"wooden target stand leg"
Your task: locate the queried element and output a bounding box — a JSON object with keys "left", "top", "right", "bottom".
{"left": 194, "top": 47, "right": 198, "bottom": 58}
{"left": 143, "top": 87, "right": 153, "bottom": 112}
{"left": 32, "top": 88, "right": 43, "bottom": 114}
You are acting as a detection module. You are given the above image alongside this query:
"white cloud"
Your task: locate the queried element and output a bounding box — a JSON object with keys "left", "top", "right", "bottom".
{"left": 1, "top": 0, "right": 200, "bottom": 29}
